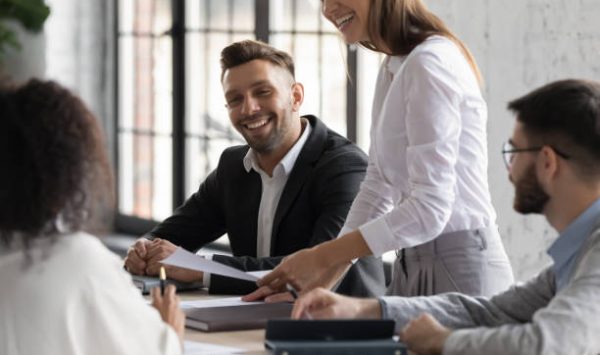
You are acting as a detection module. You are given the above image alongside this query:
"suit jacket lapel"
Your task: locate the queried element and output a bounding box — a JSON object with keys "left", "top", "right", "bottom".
{"left": 270, "top": 115, "right": 327, "bottom": 254}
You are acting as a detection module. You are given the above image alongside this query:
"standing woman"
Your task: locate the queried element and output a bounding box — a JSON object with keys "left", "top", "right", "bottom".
{"left": 252, "top": 0, "right": 513, "bottom": 298}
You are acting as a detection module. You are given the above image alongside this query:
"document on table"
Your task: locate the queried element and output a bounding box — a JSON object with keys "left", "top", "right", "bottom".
{"left": 184, "top": 340, "right": 243, "bottom": 354}
{"left": 161, "top": 247, "right": 271, "bottom": 281}
{"left": 179, "top": 296, "right": 263, "bottom": 310}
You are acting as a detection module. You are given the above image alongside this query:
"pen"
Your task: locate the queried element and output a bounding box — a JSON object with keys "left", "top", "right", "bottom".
{"left": 286, "top": 284, "right": 313, "bottom": 320}
{"left": 159, "top": 266, "right": 166, "bottom": 296}
{"left": 286, "top": 283, "right": 299, "bottom": 300}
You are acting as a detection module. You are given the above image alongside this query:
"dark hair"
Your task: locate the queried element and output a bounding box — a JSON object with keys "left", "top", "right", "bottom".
{"left": 220, "top": 39, "right": 295, "bottom": 81}
{"left": 508, "top": 79, "right": 600, "bottom": 177}
{"left": 361, "top": 0, "right": 482, "bottom": 83}
{"left": 0, "top": 79, "right": 114, "bottom": 251}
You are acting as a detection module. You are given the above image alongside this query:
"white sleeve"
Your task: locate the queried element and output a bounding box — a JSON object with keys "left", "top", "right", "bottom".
{"left": 339, "top": 146, "right": 395, "bottom": 238}
{"left": 360, "top": 49, "right": 463, "bottom": 256}
{"left": 76, "top": 252, "right": 182, "bottom": 355}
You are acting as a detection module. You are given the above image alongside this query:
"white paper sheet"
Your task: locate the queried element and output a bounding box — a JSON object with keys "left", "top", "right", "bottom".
{"left": 179, "top": 296, "right": 263, "bottom": 310}
{"left": 161, "top": 247, "right": 271, "bottom": 282}
{"left": 183, "top": 340, "right": 243, "bottom": 354}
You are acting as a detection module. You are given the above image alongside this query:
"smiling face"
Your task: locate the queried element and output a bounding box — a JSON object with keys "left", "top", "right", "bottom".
{"left": 321, "top": 0, "right": 371, "bottom": 44}
{"left": 222, "top": 59, "right": 303, "bottom": 155}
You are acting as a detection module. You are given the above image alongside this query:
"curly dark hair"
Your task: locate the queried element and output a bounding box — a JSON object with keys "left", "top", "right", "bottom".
{"left": 0, "top": 79, "right": 114, "bottom": 251}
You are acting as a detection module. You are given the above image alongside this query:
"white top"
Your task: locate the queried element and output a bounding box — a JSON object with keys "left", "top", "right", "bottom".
{"left": 0, "top": 232, "right": 181, "bottom": 355}
{"left": 340, "top": 35, "right": 496, "bottom": 257}
{"left": 243, "top": 118, "right": 312, "bottom": 258}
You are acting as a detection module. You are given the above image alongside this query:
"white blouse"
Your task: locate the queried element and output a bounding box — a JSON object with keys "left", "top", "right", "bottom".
{"left": 341, "top": 35, "right": 496, "bottom": 257}
{"left": 0, "top": 232, "right": 181, "bottom": 355}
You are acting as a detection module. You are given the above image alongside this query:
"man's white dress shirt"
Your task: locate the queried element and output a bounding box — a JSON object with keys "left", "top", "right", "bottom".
{"left": 340, "top": 35, "right": 497, "bottom": 257}
{"left": 244, "top": 119, "right": 311, "bottom": 258}
{"left": 203, "top": 119, "right": 311, "bottom": 286}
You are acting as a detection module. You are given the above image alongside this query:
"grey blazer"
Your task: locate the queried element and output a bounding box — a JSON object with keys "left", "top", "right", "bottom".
{"left": 381, "top": 218, "right": 600, "bottom": 355}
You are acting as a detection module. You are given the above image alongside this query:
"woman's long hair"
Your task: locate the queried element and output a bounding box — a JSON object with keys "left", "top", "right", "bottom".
{"left": 361, "top": 0, "right": 482, "bottom": 83}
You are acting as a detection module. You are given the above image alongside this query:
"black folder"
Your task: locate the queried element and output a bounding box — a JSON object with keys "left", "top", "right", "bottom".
{"left": 264, "top": 319, "right": 408, "bottom": 355}
{"left": 184, "top": 302, "right": 294, "bottom": 332}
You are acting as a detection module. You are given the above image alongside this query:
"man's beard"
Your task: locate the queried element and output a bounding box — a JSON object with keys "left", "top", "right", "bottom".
{"left": 513, "top": 164, "right": 550, "bottom": 214}
{"left": 240, "top": 113, "right": 287, "bottom": 154}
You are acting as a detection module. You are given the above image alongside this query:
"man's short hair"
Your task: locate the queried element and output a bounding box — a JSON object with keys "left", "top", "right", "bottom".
{"left": 220, "top": 39, "right": 295, "bottom": 81}
{"left": 508, "top": 79, "right": 600, "bottom": 178}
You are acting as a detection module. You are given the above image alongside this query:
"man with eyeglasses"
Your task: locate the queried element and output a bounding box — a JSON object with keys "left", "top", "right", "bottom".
{"left": 290, "top": 79, "right": 600, "bottom": 355}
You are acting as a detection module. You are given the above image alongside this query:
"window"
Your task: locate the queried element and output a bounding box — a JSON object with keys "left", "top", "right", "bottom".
{"left": 115, "top": 0, "right": 379, "bottom": 236}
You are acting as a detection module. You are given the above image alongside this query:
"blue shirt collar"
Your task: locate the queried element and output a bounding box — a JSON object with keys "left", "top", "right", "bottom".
{"left": 548, "top": 197, "right": 600, "bottom": 291}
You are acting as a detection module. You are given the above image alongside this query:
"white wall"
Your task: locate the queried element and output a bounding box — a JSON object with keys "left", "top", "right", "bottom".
{"left": 45, "top": 0, "right": 115, "bottom": 166}
{"left": 427, "top": 0, "right": 600, "bottom": 280}
{"left": 1, "top": 20, "right": 46, "bottom": 82}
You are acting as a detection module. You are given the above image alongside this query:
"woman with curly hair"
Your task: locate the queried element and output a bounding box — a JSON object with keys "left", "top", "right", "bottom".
{"left": 0, "top": 80, "right": 183, "bottom": 355}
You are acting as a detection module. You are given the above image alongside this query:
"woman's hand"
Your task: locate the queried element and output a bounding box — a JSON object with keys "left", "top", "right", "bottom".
{"left": 243, "top": 230, "right": 372, "bottom": 302}
{"left": 399, "top": 314, "right": 451, "bottom": 355}
{"left": 151, "top": 285, "right": 185, "bottom": 345}
{"left": 243, "top": 244, "right": 351, "bottom": 301}
{"left": 292, "top": 287, "right": 382, "bottom": 320}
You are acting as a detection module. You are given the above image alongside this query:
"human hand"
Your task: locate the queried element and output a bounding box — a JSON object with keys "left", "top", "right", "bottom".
{"left": 399, "top": 314, "right": 451, "bottom": 355}
{"left": 123, "top": 238, "right": 152, "bottom": 275}
{"left": 144, "top": 238, "right": 178, "bottom": 274}
{"left": 255, "top": 245, "right": 351, "bottom": 296}
{"left": 151, "top": 284, "right": 185, "bottom": 344}
{"left": 144, "top": 239, "right": 203, "bottom": 282}
{"left": 241, "top": 286, "right": 295, "bottom": 303}
{"left": 291, "top": 287, "right": 382, "bottom": 320}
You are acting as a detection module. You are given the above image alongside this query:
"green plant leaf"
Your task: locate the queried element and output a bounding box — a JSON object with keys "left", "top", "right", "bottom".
{"left": 0, "top": 22, "right": 21, "bottom": 62}
{"left": 0, "top": 0, "right": 51, "bottom": 32}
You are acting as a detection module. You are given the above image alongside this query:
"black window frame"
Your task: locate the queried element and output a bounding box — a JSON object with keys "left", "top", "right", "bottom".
{"left": 113, "top": 0, "right": 358, "bottom": 240}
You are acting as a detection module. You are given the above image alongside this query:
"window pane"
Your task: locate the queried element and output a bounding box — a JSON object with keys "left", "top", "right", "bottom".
{"left": 185, "top": 33, "right": 233, "bottom": 137}
{"left": 117, "top": 132, "right": 173, "bottom": 220}
{"left": 320, "top": 35, "right": 348, "bottom": 136}
{"left": 271, "top": 33, "right": 347, "bottom": 136}
{"left": 232, "top": 0, "right": 255, "bottom": 31}
{"left": 185, "top": 0, "right": 255, "bottom": 197}
{"left": 118, "top": 0, "right": 173, "bottom": 221}
{"left": 271, "top": 0, "right": 333, "bottom": 32}
{"left": 293, "top": 0, "right": 320, "bottom": 32}
{"left": 185, "top": 137, "right": 243, "bottom": 196}
{"left": 119, "top": 0, "right": 172, "bottom": 35}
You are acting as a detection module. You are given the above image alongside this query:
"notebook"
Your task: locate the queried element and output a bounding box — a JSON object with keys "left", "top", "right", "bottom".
{"left": 184, "top": 302, "right": 294, "bottom": 332}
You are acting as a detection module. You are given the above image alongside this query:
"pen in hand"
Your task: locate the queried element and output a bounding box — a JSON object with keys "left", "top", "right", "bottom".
{"left": 159, "top": 266, "right": 166, "bottom": 296}
{"left": 287, "top": 284, "right": 313, "bottom": 320}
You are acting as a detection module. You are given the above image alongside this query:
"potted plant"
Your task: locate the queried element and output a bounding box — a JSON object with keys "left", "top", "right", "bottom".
{"left": 0, "top": 0, "right": 50, "bottom": 80}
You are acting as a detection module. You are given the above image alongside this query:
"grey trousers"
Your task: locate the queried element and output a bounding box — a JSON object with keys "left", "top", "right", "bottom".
{"left": 387, "top": 227, "right": 514, "bottom": 297}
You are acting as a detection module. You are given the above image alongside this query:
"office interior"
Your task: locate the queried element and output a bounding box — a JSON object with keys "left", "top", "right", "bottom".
{"left": 3, "top": 0, "right": 599, "bottom": 285}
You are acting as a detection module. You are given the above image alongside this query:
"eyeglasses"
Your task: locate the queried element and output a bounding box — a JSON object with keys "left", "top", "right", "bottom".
{"left": 501, "top": 141, "right": 570, "bottom": 168}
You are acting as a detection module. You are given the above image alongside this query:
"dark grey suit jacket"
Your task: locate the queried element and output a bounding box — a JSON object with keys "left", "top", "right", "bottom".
{"left": 151, "top": 115, "right": 385, "bottom": 296}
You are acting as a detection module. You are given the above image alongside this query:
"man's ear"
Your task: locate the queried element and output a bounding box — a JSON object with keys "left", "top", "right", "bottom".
{"left": 536, "top": 145, "right": 560, "bottom": 188}
{"left": 290, "top": 82, "right": 304, "bottom": 112}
